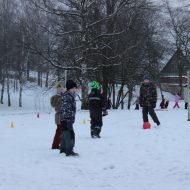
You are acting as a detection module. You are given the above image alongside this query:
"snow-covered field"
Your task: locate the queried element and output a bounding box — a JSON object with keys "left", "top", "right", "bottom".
{"left": 0, "top": 88, "right": 190, "bottom": 190}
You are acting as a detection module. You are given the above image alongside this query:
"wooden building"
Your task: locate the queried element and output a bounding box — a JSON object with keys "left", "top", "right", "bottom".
{"left": 160, "top": 49, "right": 190, "bottom": 94}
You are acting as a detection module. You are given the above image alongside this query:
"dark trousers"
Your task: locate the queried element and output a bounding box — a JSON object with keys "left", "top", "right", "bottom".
{"left": 52, "top": 124, "right": 62, "bottom": 149}
{"left": 185, "top": 102, "right": 188, "bottom": 109}
{"left": 90, "top": 111, "right": 103, "bottom": 136}
{"left": 135, "top": 104, "right": 139, "bottom": 110}
{"left": 60, "top": 121, "right": 75, "bottom": 154}
{"left": 142, "top": 106, "right": 159, "bottom": 124}
{"left": 165, "top": 101, "right": 169, "bottom": 109}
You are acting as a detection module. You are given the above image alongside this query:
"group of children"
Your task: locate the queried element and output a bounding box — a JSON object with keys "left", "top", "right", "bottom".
{"left": 50, "top": 80, "right": 108, "bottom": 157}
{"left": 50, "top": 78, "right": 187, "bottom": 157}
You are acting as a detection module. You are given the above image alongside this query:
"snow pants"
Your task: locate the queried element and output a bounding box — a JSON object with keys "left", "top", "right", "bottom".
{"left": 173, "top": 102, "right": 180, "bottom": 108}
{"left": 185, "top": 102, "right": 188, "bottom": 109}
{"left": 142, "top": 106, "right": 159, "bottom": 124}
{"left": 90, "top": 110, "right": 103, "bottom": 136}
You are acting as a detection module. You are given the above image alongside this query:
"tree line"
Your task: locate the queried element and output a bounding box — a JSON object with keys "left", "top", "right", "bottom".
{"left": 0, "top": 0, "right": 190, "bottom": 109}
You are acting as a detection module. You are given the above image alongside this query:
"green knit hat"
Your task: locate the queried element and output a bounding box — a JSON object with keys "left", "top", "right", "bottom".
{"left": 88, "top": 81, "right": 100, "bottom": 90}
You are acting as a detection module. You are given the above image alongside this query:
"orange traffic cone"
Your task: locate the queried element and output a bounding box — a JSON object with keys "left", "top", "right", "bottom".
{"left": 143, "top": 122, "right": 151, "bottom": 129}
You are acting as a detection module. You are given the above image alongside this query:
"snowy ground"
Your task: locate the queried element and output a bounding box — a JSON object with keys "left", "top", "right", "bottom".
{"left": 1, "top": 92, "right": 190, "bottom": 190}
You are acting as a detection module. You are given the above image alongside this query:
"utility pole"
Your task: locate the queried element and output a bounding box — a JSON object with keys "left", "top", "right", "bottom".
{"left": 187, "top": 71, "right": 190, "bottom": 121}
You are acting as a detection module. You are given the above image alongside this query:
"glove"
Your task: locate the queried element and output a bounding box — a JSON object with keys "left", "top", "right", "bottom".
{"left": 102, "top": 110, "right": 108, "bottom": 117}
{"left": 152, "top": 103, "right": 156, "bottom": 108}
{"left": 61, "top": 121, "right": 68, "bottom": 130}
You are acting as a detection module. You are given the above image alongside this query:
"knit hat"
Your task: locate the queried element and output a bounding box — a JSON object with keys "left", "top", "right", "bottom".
{"left": 88, "top": 81, "right": 100, "bottom": 90}
{"left": 143, "top": 74, "right": 151, "bottom": 81}
{"left": 66, "top": 80, "right": 77, "bottom": 90}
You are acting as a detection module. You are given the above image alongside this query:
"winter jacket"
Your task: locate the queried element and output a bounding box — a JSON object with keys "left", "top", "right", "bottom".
{"left": 50, "top": 94, "right": 61, "bottom": 125}
{"left": 139, "top": 82, "right": 157, "bottom": 107}
{"left": 175, "top": 95, "right": 181, "bottom": 103}
{"left": 60, "top": 91, "right": 76, "bottom": 122}
{"left": 88, "top": 89, "right": 106, "bottom": 114}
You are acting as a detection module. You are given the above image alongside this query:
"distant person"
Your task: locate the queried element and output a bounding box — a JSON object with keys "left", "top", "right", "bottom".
{"left": 50, "top": 83, "right": 64, "bottom": 149}
{"left": 160, "top": 95, "right": 169, "bottom": 109}
{"left": 165, "top": 99, "right": 169, "bottom": 109}
{"left": 60, "top": 80, "right": 79, "bottom": 156}
{"left": 160, "top": 95, "right": 165, "bottom": 109}
{"left": 88, "top": 81, "right": 107, "bottom": 138}
{"left": 173, "top": 93, "right": 181, "bottom": 109}
{"left": 185, "top": 102, "right": 188, "bottom": 109}
{"left": 183, "top": 85, "right": 188, "bottom": 109}
{"left": 139, "top": 74, "right": 160, "bottom": 126}
{"left": 133, "top": 96, "right": 140, "bottom": 110}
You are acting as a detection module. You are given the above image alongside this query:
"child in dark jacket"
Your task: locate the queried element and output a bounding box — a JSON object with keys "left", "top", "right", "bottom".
{"left": 139, "top": 74, "right": 160, "bottom": 126}
{"left": 60, "top": 80, "right": 78, "bottom": 157}
{"left": 88, "top": 81, "right": 107, "bottom": 138}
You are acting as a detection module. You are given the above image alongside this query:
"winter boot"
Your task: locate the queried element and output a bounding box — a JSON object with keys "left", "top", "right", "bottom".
{"left": 143, "top": 122, "right": 151, "bottom": 129}
{"left": 91, "top": 130, "right": 94, "bottom": 138}
{"left": 66, "top": 151, "right": 79, "bottom": 157}
{"left": 92, "top": 134, "right": 101, "bottom": 138}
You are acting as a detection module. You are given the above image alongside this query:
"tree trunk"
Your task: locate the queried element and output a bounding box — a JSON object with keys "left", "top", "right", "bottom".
{"left": 14, "top": 80, "right": 16, "bottom": 93}
{"left": 7, "top": 73, "right": 11, "bottom": 107}
{"left": 57, "top": 68, "right": 60, "bottom": 81}
{"left": 16, "top": 80, "right": 18, "bottom": 92}
{"left": 19, "top": 80, "right": 23, "bottom": 107}
{"left": 112, "top": 83, "right": 116, "bottom": 109}
{"left": 102, "top": 68, "right": 109, "bottom": 101}
{"left": 81, "top": 64, "right": 89, "bottom": 110}
{"left": 45, "top": 71, "right": 49, "bottom": 88}
{"left": 38, "top": 71, "right": 41, "bottom": 86}
{"left": 127, "top": 88, "right": 133, "bottom": 110}
{"left": 1, "top": 74, "right": 5, "bottom": 104}
{"left": 121, "top": 89, "right": 124, "bottom": 110}
{"left": 38, "top": 71, "right": 43, "bottom": 87}
{"left": 26, "top": 51, "right": 30, "bottom": 81}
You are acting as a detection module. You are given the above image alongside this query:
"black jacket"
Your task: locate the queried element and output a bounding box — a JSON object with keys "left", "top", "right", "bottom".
{"left": 88, "top": 89, "right": 105, "bottom": 113}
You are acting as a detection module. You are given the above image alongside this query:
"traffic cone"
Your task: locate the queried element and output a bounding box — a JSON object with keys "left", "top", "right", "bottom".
{"left": 82, "top": 119, "right": 87, "bottom": 125}
{"left": 37, "top": 112, "right": 40, "bottom": 118}
{"left": 143, "top": 122, "right": 151, "bottom": 129}
{"left": 10, "top": 122, "right": 15, "bottom": 128}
